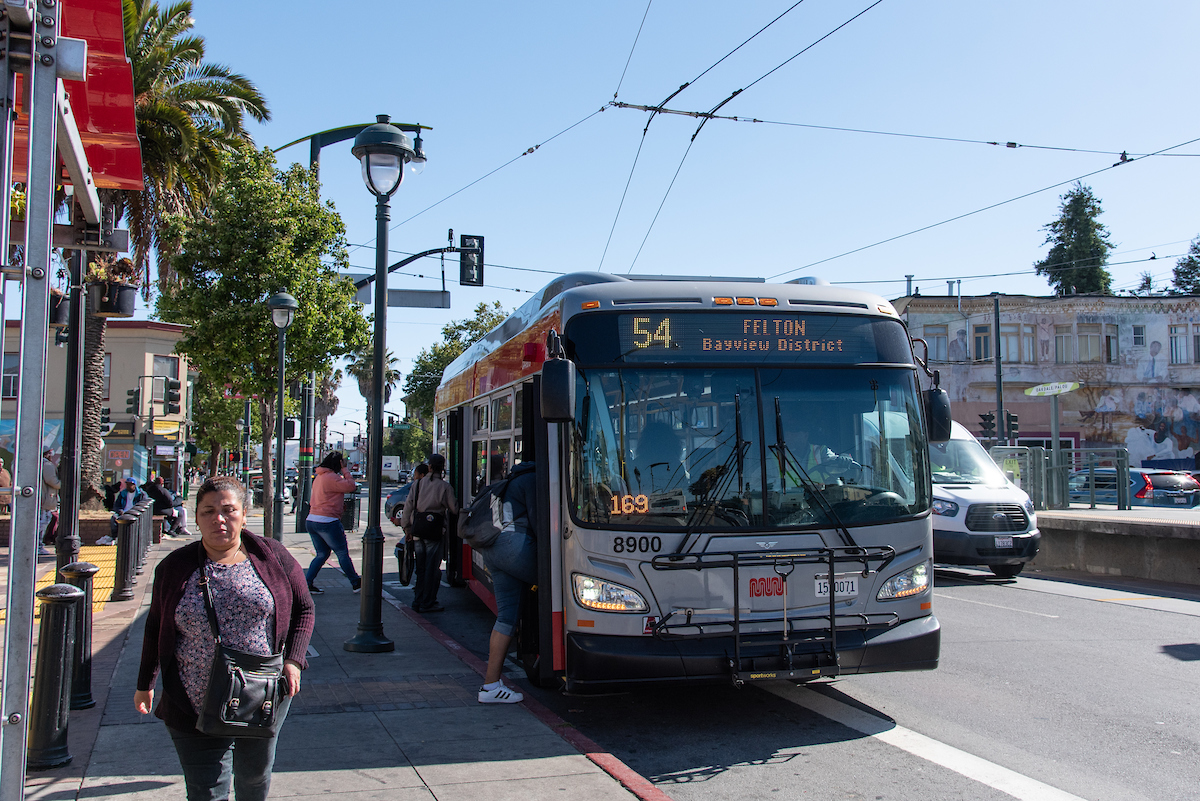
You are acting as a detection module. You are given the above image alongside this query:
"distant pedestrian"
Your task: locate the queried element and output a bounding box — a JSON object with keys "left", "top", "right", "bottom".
{"left": 135, "top": 475, "right": 313, "bottom": 801}
{"left": 304, "top": 452, "right": 361, "bottom": 595}
{"left": 0, "top": 457, "right": 11, "bottom": 513}
{"left": 100, "top": 475, "right": 145, "bottom": 545}
{"left": 401, "top": 454, "right": 458, "bottom": 613}
{"left": 38, "top": 448, "right": 59, "bottom": 556}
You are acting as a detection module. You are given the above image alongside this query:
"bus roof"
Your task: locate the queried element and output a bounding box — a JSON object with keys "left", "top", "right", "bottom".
{"left": 437, "top": 272, "right": 900, "bottom": 400}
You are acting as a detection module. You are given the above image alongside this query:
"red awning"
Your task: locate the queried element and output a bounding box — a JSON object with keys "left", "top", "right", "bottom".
{"left": 13, "top": 0, "right": 142, "bottom": 191}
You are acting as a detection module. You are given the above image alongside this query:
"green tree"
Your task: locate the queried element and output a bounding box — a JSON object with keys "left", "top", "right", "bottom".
{"left": 1171, "top": 236, "right": 1200, "bottom": 294}
{"left": 189, "top": 375, "right": 246, "bottom": 475}
{"left": 313, "top": 367, "right": 342, "bottom": 456}
{"left": 1136, "top": 271, "right": 1154, "bottom": 295}
{"left": 346, "top": 346, "right": 401, "bottom": 465}
{"left": 402, "top": 302, "right": 508, "bottom": 429}
{"left": 78, "top": 0, "right": 268, "bottom": 510}
{"left": 1033, "top": 182, "right": 1114, "bottom": 295}
{"left": 385, "top": 419, "right": 432, "bottom": 465}
{"left": 157, "top": 145, "right": 369, "bottom": 538}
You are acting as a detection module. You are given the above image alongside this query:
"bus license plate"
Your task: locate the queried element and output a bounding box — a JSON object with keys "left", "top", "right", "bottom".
{"left": 815, "top": 574, "right": 858, "bottom": 599}
{"left": 995, "top": 536, "right": 1013, "bottom": 549}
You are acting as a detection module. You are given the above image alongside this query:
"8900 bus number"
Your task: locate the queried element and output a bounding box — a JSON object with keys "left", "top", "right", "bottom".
{"left": 613, "top": 536, "right": 662, "bottom": 554}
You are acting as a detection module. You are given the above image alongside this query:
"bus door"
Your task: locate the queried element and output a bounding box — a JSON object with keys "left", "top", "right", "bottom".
{"left": 445, "top": 408, "right": 466, "bottom": 585}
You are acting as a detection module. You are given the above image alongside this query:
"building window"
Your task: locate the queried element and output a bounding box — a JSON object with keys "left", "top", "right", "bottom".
{"left": 924, "top": 324, "right": 948, "bottom": 361}
{"left": 1170, "top": 325, "right": 1188, "bottom": 364}
{"left": 1105, "top": 325, "right": 1119, "bottom": 364}
{"left": 1, "top": 353, "right": 17, "bottom": 398}
{"left": 973, "top": 324, "right": 991, "bottom": 361}
{"left": 1194, "top": 326, "right": 1200, "bottom": 364}
{"left": 151, "top": 354, "right": 179, "bottom": 401}
{"left": 103, "top": 353, "right": 111, "bottom": 400}
{"left": 1055, "top": 325, "right": 1073, "bottom": 363}
{"left": 1133, "top": 325, "right": 1145, "bottom": 347}
{"left": 1000, "top": 323, "right": 1021, "bottom": 363}
{"left": 1077, "top": 324, "right": 1101, "bottom": 363}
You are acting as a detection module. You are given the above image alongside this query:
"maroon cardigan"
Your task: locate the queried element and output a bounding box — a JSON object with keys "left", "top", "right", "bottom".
{"left": 137, "top": 532, "right": 315, "bottom": 731}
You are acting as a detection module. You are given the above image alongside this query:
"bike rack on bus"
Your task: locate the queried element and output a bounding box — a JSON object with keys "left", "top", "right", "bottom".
{"left": 650, "top": 547, "right": 898, "bottom": 687}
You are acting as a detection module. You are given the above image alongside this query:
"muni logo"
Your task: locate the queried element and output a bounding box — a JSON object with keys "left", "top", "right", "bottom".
{"left": 749, "top": 576, "right": 788, "bottom": 598}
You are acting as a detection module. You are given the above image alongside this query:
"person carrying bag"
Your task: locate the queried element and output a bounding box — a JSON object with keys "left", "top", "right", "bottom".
{"left": 401, "top": 453, "right": 458, "bottom": 613}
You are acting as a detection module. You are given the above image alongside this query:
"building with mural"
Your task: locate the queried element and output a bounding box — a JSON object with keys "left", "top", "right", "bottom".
{"left": 1, "top": 319, "right": 192, "bottom": 486}
{"left": 895, "top": 292, "right": 1200, "bottom": 469}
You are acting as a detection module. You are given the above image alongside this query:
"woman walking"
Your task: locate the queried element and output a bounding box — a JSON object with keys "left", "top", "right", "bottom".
{"left": 135, "top": 475, "right": 314, "bottom": 800}
{"left": 304, "top": 452, "right": 361, "bottom": 594}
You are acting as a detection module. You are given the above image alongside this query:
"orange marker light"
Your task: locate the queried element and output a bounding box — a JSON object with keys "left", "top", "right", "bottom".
{"left": 736, "top": 297, "right": 756, "bottom": 305}
{"left": 920, "top": 602, "right": 932, "bottom": 610}
{"left": 714, "top": 297, "right": 734, "bottom": 306}
{"left": 581, "top": 300, "right": 600, "bottom": 310}
{"left": 577, "top": 619, "right": 595, "bottom": 628}
{"left": 758, "top": 298, "right": 778, "bottom": 306}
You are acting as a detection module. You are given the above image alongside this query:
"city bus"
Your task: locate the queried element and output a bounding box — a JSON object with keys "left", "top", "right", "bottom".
{"left": 434, "top": 272, "right": 952, "bottom": 692}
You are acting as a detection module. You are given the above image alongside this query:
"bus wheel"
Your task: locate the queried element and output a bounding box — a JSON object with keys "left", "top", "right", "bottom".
{"left": 989, "top": 564, "right": 1023, "bottom": 579}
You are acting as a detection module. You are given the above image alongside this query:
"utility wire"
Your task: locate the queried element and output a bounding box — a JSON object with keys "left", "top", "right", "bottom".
{"left": 768, "top": 134, "right": 1200, "bottom": 281}
{"left": 613, "top": 0, "right": 654, "bottom": 100}
{"left": 829, "top": 253, "right": 1184, "bottom": 285}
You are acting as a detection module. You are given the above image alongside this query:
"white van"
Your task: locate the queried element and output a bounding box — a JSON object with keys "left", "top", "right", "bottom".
{"left": 928, "top": 421, "right": 1039, "bottom": 578}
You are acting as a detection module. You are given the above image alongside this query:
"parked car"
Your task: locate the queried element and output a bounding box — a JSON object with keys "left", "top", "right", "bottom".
{"left": 397, "top": 470, "right": 410, "bottom": 484}
{"left": 929, "top": 422, "right": 1039, "bottom": 578}
{"left": 1068, "top": 468, "right": 1200, "bottom": 508}
{"left": 384, "top": 482, "right": 414, "bottom": 524}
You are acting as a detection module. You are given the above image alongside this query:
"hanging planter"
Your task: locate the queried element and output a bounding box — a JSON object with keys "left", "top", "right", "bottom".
{"left": 49, "top": 290, "right": 70, "bottom": 328}
{"left": 88, "top": 281, "right": 137, "bottom": 318}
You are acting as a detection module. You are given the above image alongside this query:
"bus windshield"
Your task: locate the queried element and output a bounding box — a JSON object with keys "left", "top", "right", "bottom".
{"left": 570, "top": 366, "right": 929, "bottom": 530}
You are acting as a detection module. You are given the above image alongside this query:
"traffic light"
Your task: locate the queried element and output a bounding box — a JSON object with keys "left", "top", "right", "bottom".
{"left": 164, "top": 378, "right": 182, "bottom": 415}
{"left": 1006, "top": 411, "right": 1019, "bottom": 439}
{"left": 284, "top": 418, "right": 296, "bottom": 439}
{"left": 979, "top": 411, "right": 996, "bottom": 438}
{"left": 125, "top": 387, "right": 140, "bottom": 415}
{"left": 459, "top": 234, "right": 484, "bottom": 287}
{"left": 101, "top": 407, "right": 110, "bottom": 424}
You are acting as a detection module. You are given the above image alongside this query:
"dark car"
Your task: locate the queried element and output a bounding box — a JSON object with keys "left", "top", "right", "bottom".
{"left": 1068, "top": 468, "right": 1200, "bottom": 508}
{"left": 384, "top": 483, "right": 413, "bottom": 523}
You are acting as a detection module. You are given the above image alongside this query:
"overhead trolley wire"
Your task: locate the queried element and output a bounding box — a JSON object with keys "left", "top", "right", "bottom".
{"left": 767, "top": 133, "right": 1200, "bottom": 281}
{"left": 613, "top": 0, "right": 654, "bottom": 100}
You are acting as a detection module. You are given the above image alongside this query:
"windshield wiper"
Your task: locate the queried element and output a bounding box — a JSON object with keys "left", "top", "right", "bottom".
{"left": 675, "top": 393, "right": 750, "bottom": 553}
{"left": 771, "top": 396, "right": 858, "bottom": 549}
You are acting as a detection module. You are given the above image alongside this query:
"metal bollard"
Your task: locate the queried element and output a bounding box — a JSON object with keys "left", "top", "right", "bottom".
{"left": 26, "top": 583, "right": 84, "bottom": 770}
{"left": 61, "top": 562, "right": 100, "bottom": 709}
{"left": 110, "top": 513, "right": 136, "bottom": 601}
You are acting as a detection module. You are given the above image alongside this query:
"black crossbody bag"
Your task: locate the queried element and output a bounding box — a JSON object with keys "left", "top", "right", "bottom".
{"left": 409, "top": 478, "right": 445, "bottom": 541}
{"left": 195, "top": 548, "right": 289, "bottom": 738}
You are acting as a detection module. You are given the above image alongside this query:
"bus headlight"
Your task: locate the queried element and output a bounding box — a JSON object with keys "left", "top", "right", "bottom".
{"left": 573, "top": 574, "right": 649, "bottom": 612}
{"left": 876, "top": 561, "right": 931, "bottom": 601}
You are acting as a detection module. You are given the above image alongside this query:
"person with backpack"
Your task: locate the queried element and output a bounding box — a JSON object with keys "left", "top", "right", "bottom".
{"left": 401, "top": 453, "right": 458, "bottom": 613}
{"left": 476, "top": 458, "right": 537, "bottom": 704}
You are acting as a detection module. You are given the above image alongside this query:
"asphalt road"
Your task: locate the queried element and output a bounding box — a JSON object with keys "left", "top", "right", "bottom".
{"left": 380, "top": 555, "right": 1200, "bottom": 801}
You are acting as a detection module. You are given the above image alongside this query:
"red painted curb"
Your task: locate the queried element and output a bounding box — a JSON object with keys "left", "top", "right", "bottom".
{"left": 383, "top": 594, "right": 674, "bottom": 801}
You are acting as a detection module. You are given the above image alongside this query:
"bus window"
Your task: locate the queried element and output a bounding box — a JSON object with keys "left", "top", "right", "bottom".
{"left": 514, "top": 386, "right": 524, "bottom": 429}
{"left": 489, "top": 439, "right": 511, "bottom": 482}
{"left": 473, "top": 404, "right": 489, "bottom": 433}
{"left": 436, "top": 416, "right": 445, "bottom": 440}
{"left": 492, "top": 395, "right": 513, "bottom": 432}
{"left": 472, "top": 440, "right": 488, "bottom": 495}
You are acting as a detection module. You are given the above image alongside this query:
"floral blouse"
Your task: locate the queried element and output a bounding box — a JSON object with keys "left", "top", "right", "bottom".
{"left": 174, "top": 559, "right": 276, "bottom": 714}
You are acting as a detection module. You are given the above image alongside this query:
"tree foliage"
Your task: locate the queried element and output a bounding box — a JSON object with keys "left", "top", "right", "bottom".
{"left": 1033, "top": 182, "right": 1114, "bottom": 295}
{"left": 402, "top": 302, "right": 509, "bottom": 428}
{"left": 156, "top": 145, "right": 370, "bottom": 536}
{"left": 190, "top": 376, "right": 247, "bottom": 474}
{"left": 1171, "top": 236, "right": 1200, "bottom": 295}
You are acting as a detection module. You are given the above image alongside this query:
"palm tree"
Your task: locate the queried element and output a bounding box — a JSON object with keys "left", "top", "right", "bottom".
{"left": 313, "top": 368, "right": 342, "bottom": 455}
{"left": 346, "top": 347, "right": 401, "bottom": 464}
{"left": 78, "top": 0, "right": 269, "bottom": 510}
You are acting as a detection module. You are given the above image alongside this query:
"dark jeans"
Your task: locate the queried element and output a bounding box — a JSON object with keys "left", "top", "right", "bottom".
{"left": 412, "top": 536, "right": 444, "bottom": 609}
{"left": 305, "top": 518, "right": 359, "bottom": 586}
{"left": 168, "top": 724, "right": 282, "bottom": 801}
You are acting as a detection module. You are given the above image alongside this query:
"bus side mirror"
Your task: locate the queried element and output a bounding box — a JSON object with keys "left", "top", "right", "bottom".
{"left": 924, "top": 387, "right": 952, "bottom": 443}
{"left": 541, "top": 359, "right": 576, "bottom": 423}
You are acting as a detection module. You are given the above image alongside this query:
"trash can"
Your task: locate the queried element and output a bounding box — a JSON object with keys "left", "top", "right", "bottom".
{"left": 341, "top": 494, "right": 360, "bottom": 531}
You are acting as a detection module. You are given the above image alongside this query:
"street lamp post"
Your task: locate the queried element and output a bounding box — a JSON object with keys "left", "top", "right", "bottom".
{"left": 268, "top": 292, "right": 298, "bottom": 542}
{"left": 345, "top": 115, "right": 417, "bottom": 653}
{"left": 347, "top": 419, "right": 363, "bottom": 469}
{"left": 234, "top": 418, "right": 245, "bottom": 481}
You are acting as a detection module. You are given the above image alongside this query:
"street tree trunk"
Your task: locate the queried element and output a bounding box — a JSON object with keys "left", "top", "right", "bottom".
{"left": 259, "top": 395, "right": 275, "bottom": 540}
{"left": 79, "top": 301, "right": 107, "bottom": 511}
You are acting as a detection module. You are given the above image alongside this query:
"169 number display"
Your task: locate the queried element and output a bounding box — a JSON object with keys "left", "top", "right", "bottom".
{"left": 613, "top": 535, "right": 663, "bottom": 554}
{"left": 610, "top": 494, "right": 650, "bottom": 514}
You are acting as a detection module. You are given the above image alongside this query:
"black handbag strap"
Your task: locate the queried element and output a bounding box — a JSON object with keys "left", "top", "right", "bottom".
{"left": 412, "top": 476, "right": 422, "bottom": 514}
{"left": 197, "top": 546, "right": 224, "bottom": 645}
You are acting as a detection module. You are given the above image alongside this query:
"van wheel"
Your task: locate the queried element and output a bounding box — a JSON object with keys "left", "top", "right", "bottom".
{"left": 989, "top": 564, "right": 1023, "bottom": 579}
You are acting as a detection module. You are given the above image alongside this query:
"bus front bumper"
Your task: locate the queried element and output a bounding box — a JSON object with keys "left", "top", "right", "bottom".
{"left": 564, "top": 613, "right": 940, "bottom": 693}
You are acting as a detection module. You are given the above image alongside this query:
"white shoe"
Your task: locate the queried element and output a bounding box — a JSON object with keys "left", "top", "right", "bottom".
{"left": 95, "top": 535, "right": 114, "bottom": 546}
{"left": 478, "top": 683, "right": 523, "bottom": 704}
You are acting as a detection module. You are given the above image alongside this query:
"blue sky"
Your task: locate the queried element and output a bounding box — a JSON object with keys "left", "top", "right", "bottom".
{"left": 187, "top": 0, "right": 1200, "bottom": 433}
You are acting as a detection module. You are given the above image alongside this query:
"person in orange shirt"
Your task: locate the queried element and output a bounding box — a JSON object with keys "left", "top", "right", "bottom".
{"left": 304, "top": 452, "right": 360, "bottom": 595}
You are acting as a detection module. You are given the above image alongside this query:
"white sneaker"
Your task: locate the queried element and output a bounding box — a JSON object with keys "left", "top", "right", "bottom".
{"left": 95, "top": 535, "right": 114, "bottom": 546}
{"left": 478, "top": 683, "right": 523, "bottom": 704}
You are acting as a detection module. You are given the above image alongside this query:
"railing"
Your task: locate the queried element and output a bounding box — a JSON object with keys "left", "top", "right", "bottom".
{"left": 991, "top": 447, "right": 1130, "bottom": 510}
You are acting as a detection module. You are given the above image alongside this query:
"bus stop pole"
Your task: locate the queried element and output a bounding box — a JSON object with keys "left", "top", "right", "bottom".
{"left": 1051, "top": 395, "right": 1061, "bottom": 507}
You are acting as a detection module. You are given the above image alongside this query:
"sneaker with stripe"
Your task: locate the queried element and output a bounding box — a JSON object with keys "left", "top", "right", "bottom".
{"left": 478, "top": 683, "right": 523, "bottom": 704}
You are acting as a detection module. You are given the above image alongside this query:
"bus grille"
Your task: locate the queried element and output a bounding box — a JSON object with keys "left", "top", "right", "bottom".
{"left": 965, "top": 504, "right": 1028, "bottom": 532}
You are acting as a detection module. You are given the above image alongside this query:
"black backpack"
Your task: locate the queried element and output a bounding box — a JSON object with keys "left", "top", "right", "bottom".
{"left": 459, "top": 478, "right": 512, "bottom": 550}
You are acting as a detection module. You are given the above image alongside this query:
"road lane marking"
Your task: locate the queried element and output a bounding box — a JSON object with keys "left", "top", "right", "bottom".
{"left": 764, "top": 683, "right": 1088, "bottom": 801}
{"left": 934, "top": 592, "right": 1059, "bottom": 618}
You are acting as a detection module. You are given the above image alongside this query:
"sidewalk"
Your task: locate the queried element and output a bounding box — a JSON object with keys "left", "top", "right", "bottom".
{"left": 17, "top": 499, "right": 652, "bottom": 801}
